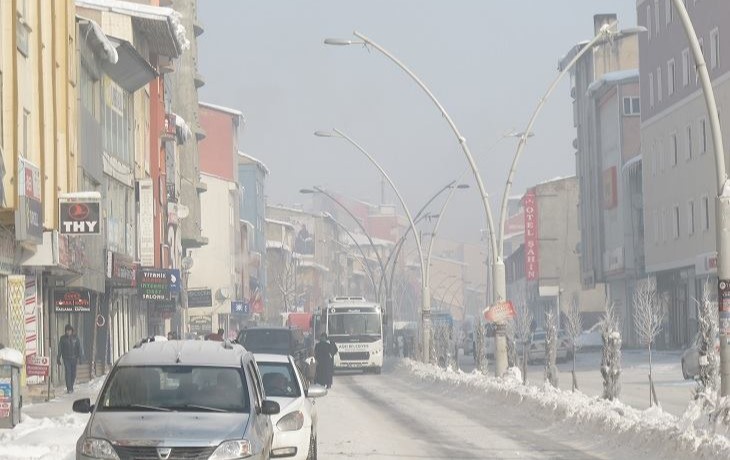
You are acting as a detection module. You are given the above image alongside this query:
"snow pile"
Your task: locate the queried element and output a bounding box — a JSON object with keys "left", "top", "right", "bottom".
{"left": 0, "top": 348, "right": 24, "bottom": 366}
{"left": 0, "top": 413, "right": 88, "bottom": 460}
{"left": 396, "top": 359, "right": 730, "bottom": 459}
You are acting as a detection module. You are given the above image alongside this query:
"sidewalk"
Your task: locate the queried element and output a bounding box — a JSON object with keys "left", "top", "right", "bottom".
{"left": 22, "top": 375, "right": 105, "bottom": 419}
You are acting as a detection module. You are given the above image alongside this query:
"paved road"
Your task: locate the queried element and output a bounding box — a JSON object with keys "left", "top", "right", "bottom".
{"left": 458, "top": 348, "right": 694, "bottom": 417}
{"left": 315, "top": 364, "right": 668, "bottom": 460}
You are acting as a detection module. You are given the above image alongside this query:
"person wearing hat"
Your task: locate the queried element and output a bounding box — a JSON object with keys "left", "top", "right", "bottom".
{"left": 57, "top": 324, "right": 82, "bottom": 393}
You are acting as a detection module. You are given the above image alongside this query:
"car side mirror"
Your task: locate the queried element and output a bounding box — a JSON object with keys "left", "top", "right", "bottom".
{"left": 261, "top": 399, "right": 280, "bottom": 415}
{"left": 72, "top": 398, "right": 94, "bottom": 413}
{"left": 305, "top": 384, "right": 327, "bottom": 399}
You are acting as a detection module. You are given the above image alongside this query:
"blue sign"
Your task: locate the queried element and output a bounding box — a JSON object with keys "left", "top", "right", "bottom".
{"left": 232, "top": 300, "right": 250, "bottom": 315}
{"left": 169, "top": 269, "right": 181, "bottom": 293}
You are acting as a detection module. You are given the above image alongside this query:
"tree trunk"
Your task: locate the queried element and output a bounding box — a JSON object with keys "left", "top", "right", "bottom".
{"left": 572, "top": 345, "right": 577, "bottom": 392}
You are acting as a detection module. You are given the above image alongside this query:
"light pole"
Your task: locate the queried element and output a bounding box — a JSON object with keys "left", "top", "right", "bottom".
{"left": 314, "top": 128, "right": 432, "bottom": 362}
{"left": 489, "top": 21, "right": 647, "bottom": 376}
{"left": 672, "top": 0, "right": 729, "bottom": 395}
{"left": 300, "top": 187, "right": 388, "bottom": 302}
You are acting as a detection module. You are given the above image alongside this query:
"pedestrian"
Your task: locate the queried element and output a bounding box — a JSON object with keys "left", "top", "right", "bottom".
{"left": 57, "top": 324, "right": 82, "bottom": 394}
{"left": 314, "top": 333, "right": 338, "bottom": 388}
{"left": 206, "top": 328, "right": 225, "bottom": 341}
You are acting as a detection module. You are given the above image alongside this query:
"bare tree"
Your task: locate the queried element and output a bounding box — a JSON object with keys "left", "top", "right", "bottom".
{"left": 633, "top": 276, "right": 663, "bottom": 406}
{"left": 544, "top": 310, "right": 559, "bottom": 388}
{"left": 600, "top": 299, "right": 622, "bottom": 401}
{"left": 513, "top": 300, "right": 533, "bottom": 384}
{"left": 564, "top": 296, "right": 582, "bottom": 392}
{"left": 692, "top": 278, "right": 719, "bottom": 396}
{"left": 273, "top": 254, "right": 299, "bottom": 313}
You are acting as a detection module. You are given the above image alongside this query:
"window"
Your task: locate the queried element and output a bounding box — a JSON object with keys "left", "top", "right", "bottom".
{"left": 657, "top": 67, "right": 663, "bottom": 102}
{"left": 665, "top": 0, "right": 673, "bottom": 25}
{"left": 623, "top": 97, "right": 640, "bottom": 116}
{"left": 649, "top": 73, "right": 655, "bottom": 107}
{"left": 668, "top": 59, "right": 676, "bottom": 95}
{"left": 703, "top": 196, "right": 710, "bottom": 230}
{"left": 682, "top": 48, "right": 690, "bottom": 86}
{"left": 686, "top": 125, "right": 693, "bottom": 159}
{"left": 671, "top": 132, "right": 678, "bottom": 165}
{"left": 674, "top": 205, "right": 681, "bottom": 239}
{"left": 711, "top": 28, "right": 720, "bottom": 69}
{"left": 688, "top": 200, "right": 695, "bottom": 235}
{"left": 646, "top": 5, "right": 653, "bottom": 39}
{"left": 700, "top": 118, "right": 708, "bottom": 153}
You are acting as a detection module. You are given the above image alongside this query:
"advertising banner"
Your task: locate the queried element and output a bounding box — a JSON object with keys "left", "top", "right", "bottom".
{"left": 523, "top": 189, "right": 539, "bottom": 281}
{"left": 137, "top": 268, "right": 172, "bottom": 301}
{"left": 26, "top": 355, "right": 50, "bottom": 377}
{"left": 484, "top": 301, "right": 516, "bottom": 323}
{"left": 59, "top": 194, "right": 101, "bottom": 235}
{"left": 16, "top": 158, "right": 42, "bottom": 243}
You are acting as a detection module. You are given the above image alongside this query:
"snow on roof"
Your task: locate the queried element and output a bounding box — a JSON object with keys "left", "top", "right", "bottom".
{"left": 199, "top": 101, "right": 244, "bottom": 118}
{"left": 77, "top": 16, "right": 118, "bottom": 64}
{"left": 76, "top": 0, "right": 189, "bottom": 56}
{"left": 265, "top": 218, "right": 296, "bottom": 229}
{"left": 238, "top": 151, "right": 270, "bottom": 175}
{"left": 0, "top": 347, "right": 24, "bottom": 366}
{"left": 587, "top": 69, "right": 639, "bottom": 95}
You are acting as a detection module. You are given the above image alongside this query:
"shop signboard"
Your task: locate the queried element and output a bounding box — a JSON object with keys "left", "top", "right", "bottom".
{"left": 188, "top": 288, "right": 212, "bottom": 308}
{"left": 26, "top": 355, "right": 50, "bottom": 377}
{"left": 16, "top": 158, "right": 42, "bottom": 243}
{"left": 54, "top": 288, "right": 93, "bottom": 313}
{"left": 137, "top": 268, "right": 172, "bottom": 301}
{"left": 59, "top": 193, "right": 101, "bottom": 235}
{"left": 189, "top": 315, "right": 212, "bottom": 336}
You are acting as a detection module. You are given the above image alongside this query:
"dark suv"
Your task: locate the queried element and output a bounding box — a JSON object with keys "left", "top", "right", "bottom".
{"left": 237, "top": 327, "right": 310, "bottom": 369}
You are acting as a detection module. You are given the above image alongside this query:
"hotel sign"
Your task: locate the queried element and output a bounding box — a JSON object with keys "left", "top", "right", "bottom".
{"left": 523, "top": 189, "right": 539, "bottom": 281}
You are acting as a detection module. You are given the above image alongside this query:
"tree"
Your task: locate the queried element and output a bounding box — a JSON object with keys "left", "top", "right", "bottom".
{"left": 600, "top": 300, "right": 622, "bottom": 401}
{"left": 564, "top": 296, "right": 582, "bottom": 392}
{"left": 633, "top": 276, "right": 663, "bottom": 406}
{"left": 693, "top": 278, "right": 719, "bottom": 395}
{"left": 544, "top": 310, "right": 559, "bottom": 388}
{"left": 513, "top": 300, "right": 533, "bottom": 384}
{"left": 273, "top": 253, "right": 300, "bottom": 313}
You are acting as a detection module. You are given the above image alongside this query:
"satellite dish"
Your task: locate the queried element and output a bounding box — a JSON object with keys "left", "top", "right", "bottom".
{"left": 181, "top": 256, "right": 194, "bottom": 270}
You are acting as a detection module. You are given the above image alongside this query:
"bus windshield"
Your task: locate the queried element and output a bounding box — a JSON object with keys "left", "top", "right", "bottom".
{"left": 327, "top": 312, "right": 381, "bottom": 336}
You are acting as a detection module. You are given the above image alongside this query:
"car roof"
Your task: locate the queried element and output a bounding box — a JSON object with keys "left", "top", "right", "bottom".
{"left": 118, "top": 340, "right": 250, "bottom": 367}
{"left": 253, "top": 353, "right": 292, "bottom": 364}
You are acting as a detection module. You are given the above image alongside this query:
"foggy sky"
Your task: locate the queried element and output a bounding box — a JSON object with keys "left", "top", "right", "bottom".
{"left": 197, "top": 1, "right": 637, "bottom": 244}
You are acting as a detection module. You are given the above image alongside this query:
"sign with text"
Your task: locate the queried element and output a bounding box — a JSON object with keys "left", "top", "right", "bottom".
{"left": 138, "top": 180, "right": 155, "bottom": 267}
{"left": 523, "top": 189, "right": 539, "bottom": 280}
{"left": 54, "top": 288, "right": 93, "bottom": 313}
{"left": 484, "top": 301, "right": 516, "bottom": 323}
{"left": 59, "top": 193, "right": 101, "bottom": 235}
{"left": 187, "top": 288, "right": 213, "bottom": 308}
{"left": 189, "top": 315, "right": 212, "bottom": 336}
{"left": 26, "top": 355, "right": 50, "bottom": 377}
{"left": 137, "top": 268, "right": 172, "bottom": 301}
{"left": 16, "top": 158, "right": 43, "bottom": 243}
{"left": 231, "top": 300, "right": 250, "bottom": 315}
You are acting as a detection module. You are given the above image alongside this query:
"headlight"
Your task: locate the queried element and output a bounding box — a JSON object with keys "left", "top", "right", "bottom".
{"left": 79, "top": 438, "right": 120, "bottom": 460}
{"left": 209, "top": 440, "right": 253, "bottom": 460}
{"left": 276, "top": 410, "right": 304, "bottom": 431}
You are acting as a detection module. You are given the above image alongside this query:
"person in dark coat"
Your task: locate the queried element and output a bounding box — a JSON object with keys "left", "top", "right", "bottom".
{"left": 57, "top": 324, "right": 82, "bottom": 393}
{"left": 314, "top": 333, "right": 338, "bottom": 388}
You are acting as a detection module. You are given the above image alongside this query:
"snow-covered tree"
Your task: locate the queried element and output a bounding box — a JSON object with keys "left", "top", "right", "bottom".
{"left": 600, "top": 300, "right": 622, "bottom": 401}
{"left": 564, "top": 296, "right": 582, "bottom": 392}
{"left": 544, "top": 310, "right": 559, "bottom": 388}
{"left": 505, "top": 320, "right": 518, "bottom": 368}
{"left": 633, "top": 276, "right": 663, "bottom": 406}
{"left": 513, "top": 300, "right": 533, "bottom": 384}
{"left": 474, "top": 320, "right": 487, "bottom": 374}
{"left": 693, "top": 278, "right": 719, "bottom": 395}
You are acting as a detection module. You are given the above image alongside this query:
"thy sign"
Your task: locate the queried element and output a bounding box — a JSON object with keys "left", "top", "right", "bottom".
{"left": 59, "top": 193, "right": 101, "bottom": 235}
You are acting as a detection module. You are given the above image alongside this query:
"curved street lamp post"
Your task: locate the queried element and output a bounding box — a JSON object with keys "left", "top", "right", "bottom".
{"left": 314, "top": 128, "right": 432, "bottom": 362}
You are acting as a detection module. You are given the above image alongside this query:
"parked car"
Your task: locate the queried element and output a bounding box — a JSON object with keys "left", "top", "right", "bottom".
{"left": 519, "top": 330, "right": 569, "bottom": 363}
{"left": 73, "top": 338, "right": 280, "bottom": 460}
{"left": 238, "top": 326, "right": 310, "bottom": 373}
{"left": 681, "top": 332, "right": 721, "bottom": 379}
{"left": 256, "top": 353, "right": 327, "bottom": 459}
{"left": 574, "top": 323, "right": 603, "bottom": 349}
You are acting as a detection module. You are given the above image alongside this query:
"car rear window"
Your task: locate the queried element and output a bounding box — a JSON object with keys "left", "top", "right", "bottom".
{"left": 98, "top": 366, "right": 249, "bottom": 413}
{"left": 258, "top": 362, "right": 302, "bottom": 398}
{"left": 243, "top": 330, "right": 291, "bottom": 353}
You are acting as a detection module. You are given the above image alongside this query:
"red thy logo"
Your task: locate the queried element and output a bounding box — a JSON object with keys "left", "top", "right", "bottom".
{"left": 68, "top": 203, "right": 89, "bottom": 221}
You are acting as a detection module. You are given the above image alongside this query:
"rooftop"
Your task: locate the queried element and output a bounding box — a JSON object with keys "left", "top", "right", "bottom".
{"left": 118, "top": 340, "right": 249, "bottom": 367}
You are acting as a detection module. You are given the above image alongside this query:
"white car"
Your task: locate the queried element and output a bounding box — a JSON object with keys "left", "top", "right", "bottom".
{"left": 255, "top": 353, "right": 327, "bottom": 459}
{"left": 681, "top": 332, "right": 720, "bottom": 380}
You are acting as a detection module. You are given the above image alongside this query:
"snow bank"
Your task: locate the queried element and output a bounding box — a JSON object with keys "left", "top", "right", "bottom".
{"left": 0, "top": 348, "right": 24, "bottom": 366}
{"left": 395, "top": 359, "right": 730, "bottom": 459}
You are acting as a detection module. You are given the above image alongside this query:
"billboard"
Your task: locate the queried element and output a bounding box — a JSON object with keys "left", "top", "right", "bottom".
{"left": 59, "top": 192, "right": 101, "bottom": 235}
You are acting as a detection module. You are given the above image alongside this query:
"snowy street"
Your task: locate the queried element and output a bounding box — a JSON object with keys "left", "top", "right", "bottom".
{"left": 1, "top": 358, "right": 727, "bottom": 460}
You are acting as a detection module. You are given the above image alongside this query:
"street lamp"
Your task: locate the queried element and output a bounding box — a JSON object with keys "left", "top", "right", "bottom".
{"left": 314, "top": 128, "right": 432, "bottom": 362}
{"left": 671, "top": 0, "right": 729, "bottom": 395}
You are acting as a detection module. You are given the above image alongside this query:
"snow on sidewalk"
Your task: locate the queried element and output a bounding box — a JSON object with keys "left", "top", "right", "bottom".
{"left": 0, "top": 375, "right": 106, "bottom": 460}
{"left": 396, "top": 359, "right": 730, "bottom": 460}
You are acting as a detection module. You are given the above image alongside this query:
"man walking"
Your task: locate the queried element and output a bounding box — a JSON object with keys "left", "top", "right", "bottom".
{"left": 57, "top": 324, "right": 82, "bottom": 393}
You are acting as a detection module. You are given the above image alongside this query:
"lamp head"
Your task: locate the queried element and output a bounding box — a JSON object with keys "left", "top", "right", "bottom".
{"left": 314, "top": 130, "right": 335, "bottom": 138}
{"left": 324, "top": 38, "right": 364, "bottom": 46}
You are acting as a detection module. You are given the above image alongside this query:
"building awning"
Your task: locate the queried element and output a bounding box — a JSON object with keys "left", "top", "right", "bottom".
{"left": 77, "top": 17, "right": 118, "bottom": 64}
{"left": 103, "top": 38, "right": 157, "bottom": 92}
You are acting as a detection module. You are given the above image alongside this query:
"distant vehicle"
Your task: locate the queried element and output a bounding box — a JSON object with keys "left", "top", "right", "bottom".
{"left": 519, "top": 330, "right": 569, "bottom": 363}
{"left": 574, "top": 323, "right": 603, "bottom": 349}
{"left": 321, "top": 296, "right": 384, "bottom": 374}
{"left": 237, "top": 326, "right": 310, "bottom": 372}
{"left": 681, "top": 332, "right": 720, "bottom": 379}
{"left": 256, "top": 353, "right": 327, "bottom": 460}
{"left": 73, "top": 339, "right": 279, "bottom": 460}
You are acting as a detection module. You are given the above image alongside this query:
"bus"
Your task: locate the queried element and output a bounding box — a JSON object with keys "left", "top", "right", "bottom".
{"left": 320, "top": 296, "right": 384, "bottom": 374}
